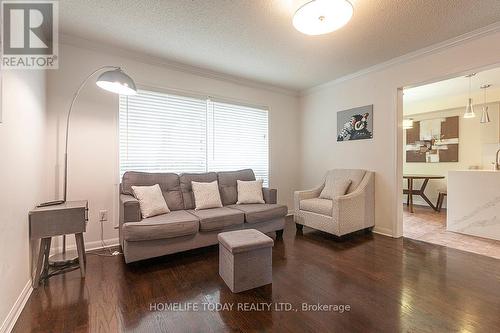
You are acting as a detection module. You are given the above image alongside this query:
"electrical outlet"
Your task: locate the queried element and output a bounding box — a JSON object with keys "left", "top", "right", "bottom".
{"left": 99, "top": 210, "right": 108, "bottom": 222}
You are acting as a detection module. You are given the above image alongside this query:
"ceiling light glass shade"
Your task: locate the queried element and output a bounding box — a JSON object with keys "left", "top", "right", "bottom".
{"left": 464, "top": 98, "right": 475, "bottom": 118}
{"left": 96, "top": 69, "right": 137, "bottom": 95}
{"left": 293, "top": 0, "right": 353, "bottom": 35}
{"left": 480, "top": 106, "right": 491, "bottom": 123}
{"left": 403, "top": 118, "right": 413, "bottom": 129}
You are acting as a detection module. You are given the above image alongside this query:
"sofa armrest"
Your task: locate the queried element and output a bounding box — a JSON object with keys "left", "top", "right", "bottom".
{"left": 262, "top": 187, "right": 277, "bottom": 204}
{"left": 333, "top": 172, "right": 375, "bottom": 234}
{"left": 120, "top": 194, "right": 141, "bottom": 224}
{"left": 294, "top": 184, "right": 324, "bottom": 213}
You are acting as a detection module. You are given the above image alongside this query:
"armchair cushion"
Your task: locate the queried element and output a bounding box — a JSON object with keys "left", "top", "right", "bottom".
{"left": 319, "top": 179, "right": 352, "bottom": 200}
{"left": 299, "top": 198, "right": 333, "bottom": 216}
{"left": 320, "top": 169, "right": 366, "bottom": 199}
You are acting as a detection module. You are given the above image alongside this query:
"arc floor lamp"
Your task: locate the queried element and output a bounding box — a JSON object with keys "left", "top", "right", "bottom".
{"left": 40, "top": 66, "right": 137, "bottom": 264}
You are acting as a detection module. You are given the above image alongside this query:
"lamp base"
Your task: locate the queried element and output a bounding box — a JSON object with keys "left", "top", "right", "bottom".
{"left": 49, "top": 250, "right": 79, "bottom": 267}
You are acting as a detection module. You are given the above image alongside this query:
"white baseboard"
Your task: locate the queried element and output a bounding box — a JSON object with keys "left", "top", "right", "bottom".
{"left": 84, "top": 238, "right": 120, "bottom": 252}
{"left": 373, "top": 226, "right": 394, "bottom": 238}
{"left": 1, "top": 237, "right": 120, "bottom": 332}
{"left": 401, "top": 199, "right": 447, "bottom": 209}
{"left": 0, "top": 280, "right": 33, "bottom": 333}
{"left": 50, "top": 237, "right": 120, "bottom": 255}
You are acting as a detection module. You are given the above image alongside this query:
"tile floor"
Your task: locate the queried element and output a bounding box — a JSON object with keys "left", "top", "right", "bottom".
{"left": 403, "top": 205, "right": 500, "bottom": 259}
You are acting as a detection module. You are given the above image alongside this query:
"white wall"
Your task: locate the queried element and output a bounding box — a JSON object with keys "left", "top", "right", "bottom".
{"left": 46, "top": 42, "right": 301, "bottom": 250}
{"left": 299, "top": 30, "right": 500, "bottom": 237}
{"left": 404, "top": 87, "right": 500, "bottom": 115}
{"left": 0, "top": 70, "right": 47, "bottom": 332}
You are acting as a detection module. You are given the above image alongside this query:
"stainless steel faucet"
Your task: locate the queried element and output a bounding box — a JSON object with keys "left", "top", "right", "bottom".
{"left": 496, "top": 148, "right": 500, "bottom": 171}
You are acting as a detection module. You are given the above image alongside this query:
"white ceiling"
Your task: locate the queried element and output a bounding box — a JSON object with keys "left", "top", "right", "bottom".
{"left": 59, "top": 0, "right": 500, "bottom": 92}
{"left": 404, "top": 66, "right": 500, "bottom": 103}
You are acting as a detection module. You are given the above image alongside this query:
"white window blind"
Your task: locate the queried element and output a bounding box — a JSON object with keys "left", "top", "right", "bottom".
{"left": 119, "top": 90, "right": 207, "bottom": 175}
{"left": 208, "top": 100, "right": 269, "bottom": 186}
{"left": 119, "top": 90, "right": 269, "bottom": 185}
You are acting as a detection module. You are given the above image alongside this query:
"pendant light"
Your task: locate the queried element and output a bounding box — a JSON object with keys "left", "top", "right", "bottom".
{"left": 480, "top": 84, "right": 491, "bottom": 124}
{"left": 464, "top": 73, "right": 476, "bottom": 119}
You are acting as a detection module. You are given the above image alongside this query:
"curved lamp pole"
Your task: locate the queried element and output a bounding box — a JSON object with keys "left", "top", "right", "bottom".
{"left": 42, "top": 66, "right": 137, "bottom": 265}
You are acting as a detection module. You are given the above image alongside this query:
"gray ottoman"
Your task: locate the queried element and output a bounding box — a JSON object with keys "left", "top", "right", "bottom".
{"left": 218, "top": 229, "right": 274, "bottom": 293}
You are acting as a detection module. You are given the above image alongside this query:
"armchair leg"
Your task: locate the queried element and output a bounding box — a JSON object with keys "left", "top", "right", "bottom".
{"left": 295, "top": 223, "right": 304, "bottom": 231}
{"left": 365, "top": 227, "right": 374, "bottom": 234}
{"left": 276, "top": 229, "right": 284, "bottom": 240}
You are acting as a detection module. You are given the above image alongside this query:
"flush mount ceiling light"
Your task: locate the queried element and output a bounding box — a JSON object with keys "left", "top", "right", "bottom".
{"left": 293, "top": 0, "right": 353, "bottom": 36}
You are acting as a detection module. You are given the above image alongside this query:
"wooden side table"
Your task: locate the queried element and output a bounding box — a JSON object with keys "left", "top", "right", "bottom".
{"left": 29, "top": 201, "right": 88, "bottom": 287}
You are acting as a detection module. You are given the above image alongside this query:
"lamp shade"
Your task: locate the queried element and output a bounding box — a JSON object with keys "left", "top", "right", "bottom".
{"left": 480, "top": 106, "right": 491, "bottom": 123}
{"left": 293, "top": 0, "right": 353, "bottom": 35}
{"left": 463, "top": 98, "right": 475, "bottom": 118}
{"left": 96, "top": 68, "right": 137, "bottom": 95}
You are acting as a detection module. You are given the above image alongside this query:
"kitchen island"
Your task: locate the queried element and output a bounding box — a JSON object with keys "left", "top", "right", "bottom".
{"left": 447, "top": 170, "right": 500, "bottom": 241}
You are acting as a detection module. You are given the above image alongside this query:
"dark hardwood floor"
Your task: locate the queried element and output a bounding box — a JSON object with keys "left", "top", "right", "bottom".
{"left": 14, "top": 217, "right": 500, "bottom": 333}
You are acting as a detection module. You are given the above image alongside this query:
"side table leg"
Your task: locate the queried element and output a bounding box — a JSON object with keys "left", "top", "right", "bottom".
{"left": 33, "top": 238, "right": 50, "bottom": 288}
{"left": 75, "top": 233, "right": 86, "bottom": 277}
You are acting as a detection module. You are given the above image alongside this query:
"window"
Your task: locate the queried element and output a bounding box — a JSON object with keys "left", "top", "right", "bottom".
{"left": 119, "top": 90, "right": 269, "bottom": 185}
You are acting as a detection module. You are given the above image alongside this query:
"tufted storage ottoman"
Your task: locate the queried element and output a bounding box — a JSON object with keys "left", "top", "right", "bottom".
{"left": 218, "top": 229, "right": 274, "bottom": 293}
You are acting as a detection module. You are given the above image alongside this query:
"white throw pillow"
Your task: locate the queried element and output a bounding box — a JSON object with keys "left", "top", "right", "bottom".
{"left": 319, "top": 179, "right": 352, "bottom": 200}
{"left": 237, "top": 179, "right": 265, "bottom": 204}
{"left": 191, "top": 180, "right": 223, "bottom": 210}
{"left": 131, "top": 184, "right": 170, "bottom": 218}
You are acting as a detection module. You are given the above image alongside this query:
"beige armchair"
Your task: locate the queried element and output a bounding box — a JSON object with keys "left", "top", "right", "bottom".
{"left": 294, "top": 169, "right": 375, "bottom": 237}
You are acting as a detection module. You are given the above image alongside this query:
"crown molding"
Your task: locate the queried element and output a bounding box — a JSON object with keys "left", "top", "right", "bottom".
{"left": 301, "top": 21, "right": 500, "bottom": 96}
{"left": 60, "top": 34, "right": 299, "bottom": 97}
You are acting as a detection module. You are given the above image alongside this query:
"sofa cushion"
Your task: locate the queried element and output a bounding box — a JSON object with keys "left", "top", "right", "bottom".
{"left": 122, "top": 171, "right": 184, "bottom": 211}
{"left": 122, "top": 210, "right": 199, "bottom": 242}
{"left": 217, "top": 169, "right": 256, "bottom": 206}
{"left": 228, "top": 204, "right": 288, "bottom": 224}
{"left": 180, "top": 172, "right": 218, "bottom": 209}
{"left": 300, "top": 198, "right": 333, "bottom": 216}
{"left": 188, "top": 207, "right": 244, "bottom": 231}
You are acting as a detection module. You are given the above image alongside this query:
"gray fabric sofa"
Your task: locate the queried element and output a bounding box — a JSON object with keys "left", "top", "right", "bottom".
{"left": 119, "top": 169, "right": 287, "bottom": 263}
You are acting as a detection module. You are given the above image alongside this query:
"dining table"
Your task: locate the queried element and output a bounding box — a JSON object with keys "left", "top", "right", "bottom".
{"left": 403, "top": 174, "right": 445, "bottom": 213}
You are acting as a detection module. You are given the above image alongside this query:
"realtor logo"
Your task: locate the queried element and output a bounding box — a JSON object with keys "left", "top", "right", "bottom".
{"left": 1, "top": 0, "right": 58, "bottom": 69}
